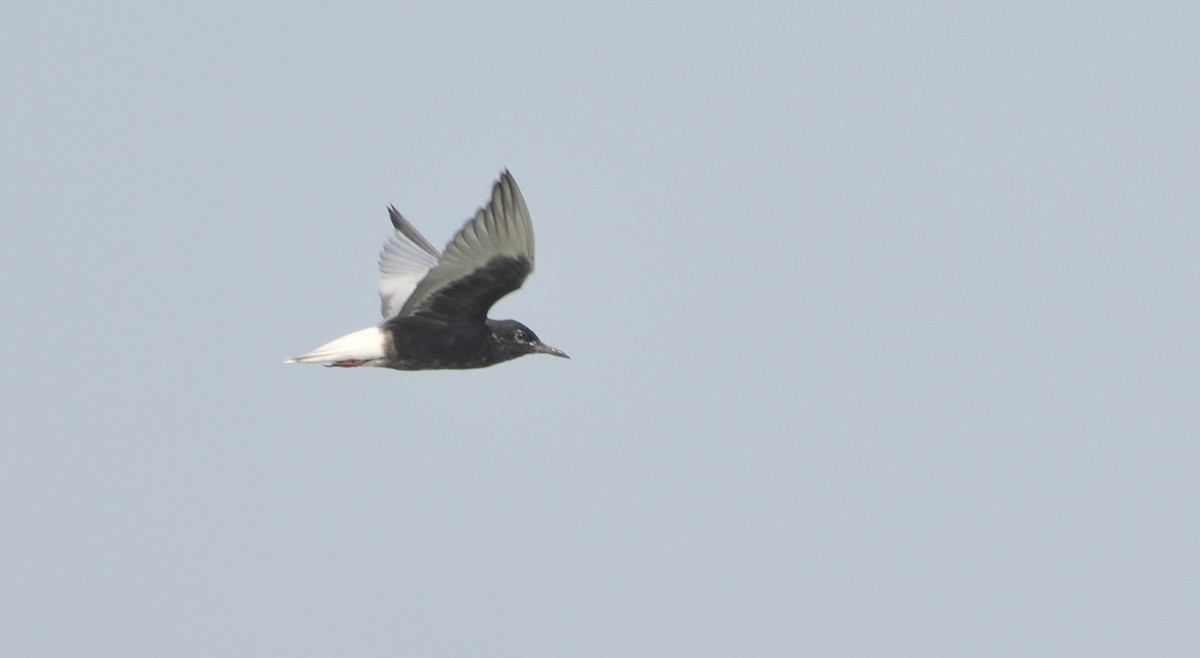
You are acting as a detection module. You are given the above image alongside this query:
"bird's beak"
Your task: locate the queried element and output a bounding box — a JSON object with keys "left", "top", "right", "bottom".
{"left": 535, "top": 343, "right": 570, "bottom": 359}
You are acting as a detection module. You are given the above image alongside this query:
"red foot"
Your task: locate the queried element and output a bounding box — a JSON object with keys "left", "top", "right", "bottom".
{"left": 328, "top": 359, "right": 366, "bottom": 368}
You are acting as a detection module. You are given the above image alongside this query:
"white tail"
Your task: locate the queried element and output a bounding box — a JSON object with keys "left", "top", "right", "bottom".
{"left": 284, "top": 326, "right": 388, "bottom": 366}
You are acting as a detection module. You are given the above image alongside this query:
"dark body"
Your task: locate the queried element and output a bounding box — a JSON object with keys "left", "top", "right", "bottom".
{"left": 384, "top": 318, "right": 495, "bottom": 370}
{"left": 383, "top": 317, "right": 554, "bottom": 370}
{"left": 378, "top": 254, "right": 562, "bottom": 370}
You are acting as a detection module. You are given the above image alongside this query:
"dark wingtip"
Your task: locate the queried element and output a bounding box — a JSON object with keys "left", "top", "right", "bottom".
{"left": 385, "top": 203, "right": 442, "bottom": 258}
{"left": 387, "top": 204, "right": 405, "bottom": 230}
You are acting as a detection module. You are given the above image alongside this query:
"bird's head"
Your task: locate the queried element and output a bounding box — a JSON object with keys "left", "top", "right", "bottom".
{"left": 488, "top": 319, "right": 569, "bottom": 362}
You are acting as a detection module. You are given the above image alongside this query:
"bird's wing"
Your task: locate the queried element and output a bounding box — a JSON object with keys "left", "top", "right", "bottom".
{"left": 392, "top": 170, "right": 535, "bottom": 324}
{"left": 378, "top": 205, "right": 442, "bottom": 319}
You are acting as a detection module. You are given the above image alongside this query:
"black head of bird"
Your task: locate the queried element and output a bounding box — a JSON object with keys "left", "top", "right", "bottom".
{"left": 285, "top": 170, "right": 568, "bottom": 371}
{"left": 487, "top": 319, "right": 570, "bottom": 363}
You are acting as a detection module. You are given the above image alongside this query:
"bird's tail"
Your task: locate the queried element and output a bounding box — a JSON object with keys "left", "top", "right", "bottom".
{"left": 284, "top": 326, "right": 387, "bottom": 366}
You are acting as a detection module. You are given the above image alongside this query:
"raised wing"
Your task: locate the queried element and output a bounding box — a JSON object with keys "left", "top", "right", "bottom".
{"left": 378, "top": 205, "right": 442, "bottom": 319}
{"left": 392, "top": 170, "right": 535, "bottom": 324}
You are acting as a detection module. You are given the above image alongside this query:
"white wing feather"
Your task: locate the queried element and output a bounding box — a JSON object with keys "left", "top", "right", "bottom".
{"left": 378, "top": 206, "right": 441, "bottom": 319}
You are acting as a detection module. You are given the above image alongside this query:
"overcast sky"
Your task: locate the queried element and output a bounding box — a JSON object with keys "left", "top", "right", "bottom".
{"left": 2, "top": 2, "right": 1198, "bottom": 656}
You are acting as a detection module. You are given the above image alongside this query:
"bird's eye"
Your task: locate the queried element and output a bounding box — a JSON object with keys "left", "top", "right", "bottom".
{"left": 514, "top": 331, "right": 527, "bottom": 342}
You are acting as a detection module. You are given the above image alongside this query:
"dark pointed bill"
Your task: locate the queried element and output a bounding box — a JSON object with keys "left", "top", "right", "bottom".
{"left": 534, "top": 343, "right": 570, "bottom": 358}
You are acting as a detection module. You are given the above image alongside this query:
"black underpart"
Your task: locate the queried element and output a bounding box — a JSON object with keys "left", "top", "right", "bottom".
{"left": 375, "top": 255, "right": 542, "bottom": 370}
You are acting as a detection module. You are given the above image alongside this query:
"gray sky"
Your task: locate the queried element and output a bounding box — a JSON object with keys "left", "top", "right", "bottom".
{"left": 2, "top": 1, "right": 1198, "bottom": 656}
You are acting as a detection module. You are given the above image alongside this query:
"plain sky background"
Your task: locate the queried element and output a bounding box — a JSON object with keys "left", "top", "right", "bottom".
{"left": 2, "top": 1, "right": 1198, "bottom": 656}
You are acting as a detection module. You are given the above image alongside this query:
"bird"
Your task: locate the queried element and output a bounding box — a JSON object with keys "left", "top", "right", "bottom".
{"left": 285, "top": 170, "right": 568, "bottom": 370}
